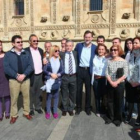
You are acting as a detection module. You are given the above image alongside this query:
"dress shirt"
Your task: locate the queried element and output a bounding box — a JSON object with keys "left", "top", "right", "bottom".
{"left": 91, "top": 55, "right": 107, "bottom": 84}
{"left": 125, "top": 51, "right": 131, "bottom": 63}
{"left": 64, "top": 51, "right": 76, "bottom": 74}
{"left": 79, "top": 44, "right": 91, "bottom": 67}
{"left": 30, "top": 47, "right": 42, "bottom": 74}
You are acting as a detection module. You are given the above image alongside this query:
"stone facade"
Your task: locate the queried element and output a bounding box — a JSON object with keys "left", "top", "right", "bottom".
{"left": 0, "top": 0, "right": 140, "bottom": 50}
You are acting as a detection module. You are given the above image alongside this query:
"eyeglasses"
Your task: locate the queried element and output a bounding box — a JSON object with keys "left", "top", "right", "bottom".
{"left": 16, "top": 41, "right": 23, "bottom": 44}
{"left": 111, "top": 49, "right": 118, "bottom": 52}
{"left": 55, "top": 50, "right": 60, "bottom": 53}
{"left": 32, "top": 40, "right": 38, "bottom": 43}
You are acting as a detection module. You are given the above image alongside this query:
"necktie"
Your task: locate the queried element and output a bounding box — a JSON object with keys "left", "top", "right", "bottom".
{"left": 69, "top": 53, "right": 73, "bottom": 75}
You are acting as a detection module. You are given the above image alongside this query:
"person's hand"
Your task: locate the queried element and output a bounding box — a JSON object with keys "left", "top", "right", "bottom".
{"left": 51, "top": 73, "right": 58, "bottom": 79}
{"left": 131, "top": 82, "right": 140, "bottom": 87}
{"left": 17, "top": 74, "right": 26, "bottom": 82}
{"left": 110, "top": 81, "right": 118, "bottom": 88}
{"left": 43, "top": 58, "right": 48, "bottom": 65}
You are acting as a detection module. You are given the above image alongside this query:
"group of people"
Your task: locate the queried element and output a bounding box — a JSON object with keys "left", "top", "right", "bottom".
{"left": 0, "top": 30, "right": 140, "bottom": 131}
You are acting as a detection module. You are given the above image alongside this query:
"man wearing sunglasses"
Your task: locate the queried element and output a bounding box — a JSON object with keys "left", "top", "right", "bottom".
{"left": 25, "top": 34, "right": 44, "bottom": 116}
{"left": 4, "top": 35, "right": 34, "bottom": 124}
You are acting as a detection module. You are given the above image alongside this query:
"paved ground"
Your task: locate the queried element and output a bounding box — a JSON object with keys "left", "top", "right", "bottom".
{"left": 0, "top": 108, "right": 140, "bottom": 140}
{"left": 0, "top": 93, "right": 140, "bottom": 140}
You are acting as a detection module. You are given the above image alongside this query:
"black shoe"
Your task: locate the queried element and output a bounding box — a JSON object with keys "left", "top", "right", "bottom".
{"left": 135, "top": 118, "right": 140, "bottom": 126}
{"left": 62, "top": 111, "right": 67, "bottom": 116}
{"left": 86, "top": 110, "right": 91, "bottom": 116}
{"left": 35, "top": 109, "right": 43, "bottom": 114}
{"left": 125, "top": 117, "right": 131, "bottom": 124}
{"left": 105, "top": 119, "right": 112, "bottom": 124}
{"left": 75, "top": 110, "right": 81, "bottom": 115}
{"left": 113, "top": 120, "right": 121, "bottom": 127}
{"left": 29, "top": 111, "right": 35, "bottom": 116}
{"left": 68, "top": 111, "right": 74, "bottom": 116}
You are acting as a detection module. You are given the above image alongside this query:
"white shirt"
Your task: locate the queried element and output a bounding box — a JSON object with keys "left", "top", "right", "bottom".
{"left": 64, "top": 51, "right": 76, "bottom": 74}
{"left": 125, "top": 51, "right": 131, "bottom": 63}
{"left": 91, "top": 55, "right": 107, "bottom": 84}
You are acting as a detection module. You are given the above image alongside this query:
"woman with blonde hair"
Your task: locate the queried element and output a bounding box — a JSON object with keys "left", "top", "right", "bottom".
{"left": 43, "top": 45, "right": 64, "bottom": 119}
{"left": 105, "top": 45, "right": 128, "bottom": 126}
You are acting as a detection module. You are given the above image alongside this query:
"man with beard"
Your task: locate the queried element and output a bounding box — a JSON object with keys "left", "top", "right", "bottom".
{"left": 75, "top": 30, "right": 96, "bottom": 115}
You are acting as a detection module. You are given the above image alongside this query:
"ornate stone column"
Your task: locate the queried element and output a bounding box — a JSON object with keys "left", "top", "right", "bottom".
{"left": 51, "top": 0, "right": 57, "bottom": 24}
{"left": 75, "top": 0, "right": 81, "bottom": 37}
{"left": 134, "top": 0, "right": 140, "bottom": 21}
{"left": 109, "top": 0, "right": 116, "bottom": 38}
{"left": 3, "top": 0, "right": 8, "bottom": 40}
{"left": 30, "top": 0, "right": 34, "bottom": 33}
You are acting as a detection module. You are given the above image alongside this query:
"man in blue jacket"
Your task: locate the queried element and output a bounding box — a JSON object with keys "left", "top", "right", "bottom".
{"left": 75, "top": 30, "right": 96, "bottom": 115}
{"left": 4, "top": 35, "right": 34, "bottom": 124}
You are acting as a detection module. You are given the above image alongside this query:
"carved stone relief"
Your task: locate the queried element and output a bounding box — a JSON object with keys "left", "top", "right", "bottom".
{"left": 50, "top": 30, "right": 58, "bottom": 39}
{"left": 62, "top": 29, "right": 71, "bottom": 38}
{"left": 120, "top": 29, "right": 130, "bottom": 39}
{"left": 91, "top": 29, "right": 100, "bottom": 38}
{"left": 39, "top": 31, "right": 47, "bottom": 40}
{"left": 116, "top": 23, "right": 140, "bottom": 28}
{"left": 136, "top": 28, "right": 140, "bottom": 37}
{"left": 11, "top": 18, "right": 27, "bottom": 27}
{"left": 35, "top": 25, "right": 75, "bottom": 30}
{"left": 91, "top": 15, "right": 100, "bottom": 23}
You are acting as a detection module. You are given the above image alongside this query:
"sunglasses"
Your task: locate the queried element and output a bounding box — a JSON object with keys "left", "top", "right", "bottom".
{"left": 111, "top": 49, "right": 118, "bottom": 52}
{"left": 16, "top": 41, "right": 23, "bottom": 44}
{"left": 32, "top": 40, "right": 38, "bottom": 43}
{"left": 55, "top": 50, "right": 60, "bottom": 53}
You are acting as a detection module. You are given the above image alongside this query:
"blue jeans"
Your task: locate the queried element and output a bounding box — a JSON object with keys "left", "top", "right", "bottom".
{"left": 93, "top": 78, "right": 106, "bottom": 114}
{"left": 46, "top": 89, "right": 59, "bottom": 114}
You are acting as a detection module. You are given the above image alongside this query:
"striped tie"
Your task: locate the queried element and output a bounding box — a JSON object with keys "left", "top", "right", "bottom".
{"left": 69, "top": 53, "right": 73, "bottom": 75}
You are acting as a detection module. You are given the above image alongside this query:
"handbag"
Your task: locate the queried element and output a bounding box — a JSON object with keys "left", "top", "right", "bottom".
{"left": 116, "top": 68, "right": 124, "bottom": 79}
{"left": 51, "top": 79, "right": 61, "bottom": 91}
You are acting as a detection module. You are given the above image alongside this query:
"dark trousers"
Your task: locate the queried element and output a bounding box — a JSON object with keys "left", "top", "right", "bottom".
{"left": 127, "top": 103, "right": 140, "bottom": 120}
{"left": 76, "top": 67, "right": 91, "bottom": 111}
{"left": 61, "top": 74, "right": 76, "bottom": 112}
{"left": 93, "top": 78, "right": 106, "bottom": 114}
{"left": 107, "top": 82, "right": 124, "bottom": 123}
{"left": 30, "top": 74, "right": 43, "bottom": 111}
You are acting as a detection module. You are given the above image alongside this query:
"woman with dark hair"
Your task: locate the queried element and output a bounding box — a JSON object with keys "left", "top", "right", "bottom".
{"left": 91, "top": 44, "right": 108, "bottom": 117}
{"left": 125, "top": 37, "right": 140, "bottom": 126}
{"left": 124, "top": 38, "right": 133, "bottom": 62}
{"left": 105, "top": 45, "right": 128, "bottom": 126}
{"left": 0, "top": 41, "right": 10, "bottom": 121}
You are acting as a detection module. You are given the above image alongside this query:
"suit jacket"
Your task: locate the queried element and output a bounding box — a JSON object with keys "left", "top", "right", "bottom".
{"left": 25, "top": 47, "right": 44, "bottom": 86}
{"left": 74, "top": 42, "right": 96, "bottom": 74}
{"left": 59, "top": 51, "right": 78, "bottom": 73}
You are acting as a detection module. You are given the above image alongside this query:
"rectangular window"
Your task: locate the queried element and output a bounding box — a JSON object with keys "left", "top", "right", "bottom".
{"left": 90, "top": 0, "right": 103, "bottom": 11}
{"left": 15, "top": 0, "right": 24, "bottom": 15}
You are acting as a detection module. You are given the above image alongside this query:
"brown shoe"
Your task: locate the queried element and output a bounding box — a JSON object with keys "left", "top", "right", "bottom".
{"left": 62, "top": 111, "right": 67, "bottom": 116}
{"left": 10, "top": 116, "right": 18, "bottom": 124}
{"left": 23, "top": 114, "right": 32, "bottom": 120}
{"left": 68, "top": 111, "right": 74, "bottom": 116}
{"left": 136, "top": 128, "right": 140, "bottom": 132}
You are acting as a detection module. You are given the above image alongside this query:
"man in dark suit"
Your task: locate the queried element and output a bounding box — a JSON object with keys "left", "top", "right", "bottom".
{"left": 75, "top": 30, "right": 96, "bottom": 115}
{"left": 25, "top": 34, "right": 44, "bottom": 116}
{"left": 60, "top": 40, "right": 77, "bottom": 116}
